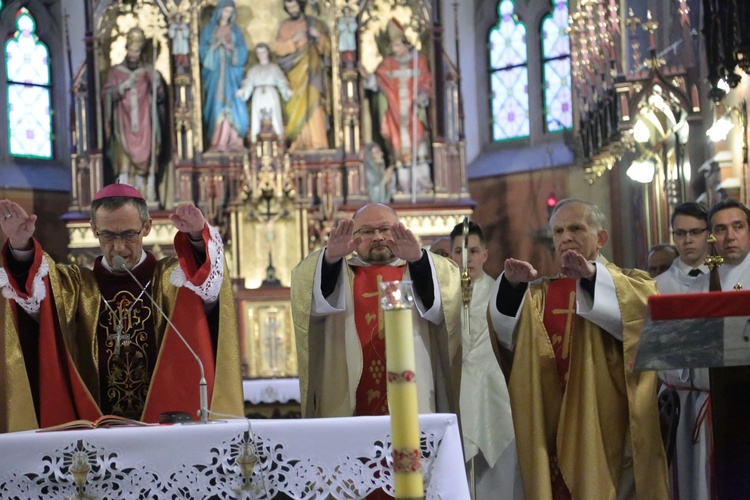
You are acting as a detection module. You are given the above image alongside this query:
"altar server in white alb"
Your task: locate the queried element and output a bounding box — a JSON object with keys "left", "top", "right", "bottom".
{"left": 449, "top": 221, "right": 522, "bottom": 499}
{"left": 655, "top": 201, "right": 710, "bottom": 500}
{"left": 655, "top": 201, "right": 709, "bottom": 293}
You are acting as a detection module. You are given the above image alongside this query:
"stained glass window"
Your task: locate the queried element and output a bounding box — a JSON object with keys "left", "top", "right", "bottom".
{"left": 488, "top": 0, "right": 529, "bottom": 142}
{"left": 542, "top": 0, "right": 572, "bottom": 133}
{"left": 6, "top": 8, "right": 53, "bottom": 159}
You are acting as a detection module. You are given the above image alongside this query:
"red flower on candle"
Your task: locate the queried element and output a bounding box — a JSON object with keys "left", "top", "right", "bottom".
{"left": 387, "top": 370, "right": 416, "bottom": 383}
{"left": 393, "top": 447, "right": 422, "bottom": 473}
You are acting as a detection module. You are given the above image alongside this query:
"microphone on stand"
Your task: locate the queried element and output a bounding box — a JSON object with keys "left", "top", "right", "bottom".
{"left": 111, "top": 255, "right": 209, "bottom": 424}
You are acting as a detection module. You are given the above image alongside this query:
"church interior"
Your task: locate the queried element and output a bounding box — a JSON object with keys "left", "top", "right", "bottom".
{"left": 0, "top": 0, "right": 747, "bottom": 415}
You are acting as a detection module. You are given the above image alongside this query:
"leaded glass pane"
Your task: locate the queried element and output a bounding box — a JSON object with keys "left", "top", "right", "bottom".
{"left": 6, "top": 11, "right": 49, "bottom": 85}
{"left": 8, "top": 83, "right": 52, "bottom": 158}
{"left": 542, "top": 0, "right": 572, "bottom": 132}
{"left": 542, "top": 0, "right": 570, "bottom": 59}
{"left": 6, "top": 8, "right": 52, "bottom": 158}
{"left": 489, "top": 0, "right": 529, "bottom": 142}
{"left": 543, "top": 58, "right": 572, "bottom": 131}
{"left": 491, "top": 66, "right": 529, "bottom": 141}
{"left": 489, "top": 0, "right": 527, "bottom": 69}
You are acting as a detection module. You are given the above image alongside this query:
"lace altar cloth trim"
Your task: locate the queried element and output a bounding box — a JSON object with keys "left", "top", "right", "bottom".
{"left": 243, "top": 378, "right": 301, "bottom": 404}
{"left": 0, "top": 415, "right": 469, "bottom": 499}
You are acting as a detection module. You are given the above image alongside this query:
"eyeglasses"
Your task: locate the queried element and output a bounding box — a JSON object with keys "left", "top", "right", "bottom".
{"left": 354, "top": 225, "right": 392, "bottom": 239}
{"left": 94, "top": 222, "right": 146, "bottom": 244}
{"left": 672, "top": 228, "right": 707, "bottom": 238}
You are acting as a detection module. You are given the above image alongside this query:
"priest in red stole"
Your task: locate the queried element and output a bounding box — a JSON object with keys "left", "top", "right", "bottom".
{"left": 0, "top": 184, "right": 242, "bottom": 432}
{"left": 291, "top": 203, "right": 461, "bottom": 419}
{"left": 489, "top": 199, "right": 668, "bottom": 499}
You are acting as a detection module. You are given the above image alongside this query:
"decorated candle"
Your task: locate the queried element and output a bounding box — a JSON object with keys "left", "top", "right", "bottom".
{"left": 379, "top": 280, "right": 424, "bottom": 499}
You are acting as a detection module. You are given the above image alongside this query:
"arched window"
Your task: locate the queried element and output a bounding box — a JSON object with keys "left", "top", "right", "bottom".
{"left": 541, "top": 0, "right": 572, "bottom": 132}
{"left": 488, "top": 0, "right": 529, "bottom": 142}
{"left": 5, "top": 7, "right": 53, "bottom": 159}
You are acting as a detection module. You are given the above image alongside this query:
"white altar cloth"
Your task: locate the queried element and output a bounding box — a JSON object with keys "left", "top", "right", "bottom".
{"left": 0, "top": 414, "right": 468, "bottom": 499}
{"left": 243, "top": 378, "right": 301, "bottom": 404}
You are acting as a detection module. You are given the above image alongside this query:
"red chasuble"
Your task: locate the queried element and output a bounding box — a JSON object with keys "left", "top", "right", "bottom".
{"left": 542, "top": 277, "right": 578, "bottom": 500}
{"left": 352, "top": 265, "right": 405, "bottom": 416}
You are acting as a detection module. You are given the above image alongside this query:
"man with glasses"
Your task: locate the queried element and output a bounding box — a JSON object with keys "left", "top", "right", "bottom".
{"left": 654, "top": 202, "right": 709, "bottom": 292}
{"left": 291, "top": 203, "right": 462, "bottom": 420}
{"left": 0, "top": 184, "right": 242, "bottom": 432}
{"left": 653, "top": 201, "right": 709, "bottom": 499}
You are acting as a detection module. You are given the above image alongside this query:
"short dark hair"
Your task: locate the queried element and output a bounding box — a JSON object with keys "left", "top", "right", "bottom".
{"left": 91, "top": 196, "right": 150, "bottom": 225}
{"left": 450, "top": 220, "right": 485, "bottom": 248}
{"left": 708, "top": 198, "right": 750, "bottom": 230}
{"left": 671, "top": 201, "right": 708, "bottom": 227}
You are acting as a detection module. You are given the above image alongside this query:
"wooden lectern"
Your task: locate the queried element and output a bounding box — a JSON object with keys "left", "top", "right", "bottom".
{"left": 635, "top": 290, "right": 750, "bottom": 497}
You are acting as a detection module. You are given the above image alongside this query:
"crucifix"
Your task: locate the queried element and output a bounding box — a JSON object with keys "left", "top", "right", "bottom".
{"left": 107, "top": 323, "right": 131, "bottom": 356}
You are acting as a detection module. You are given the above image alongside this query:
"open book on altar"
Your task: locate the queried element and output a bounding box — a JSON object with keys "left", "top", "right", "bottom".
{"left": 37, "top": 415, "right": 155, "bottom": 432}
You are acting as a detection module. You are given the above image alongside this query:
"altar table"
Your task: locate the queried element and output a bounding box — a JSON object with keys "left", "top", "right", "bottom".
{"left": 243, "top": 378, "right": 300, "bottom": 405}
{"left": 0, "top": 413, "right": 468, "bottom": 499}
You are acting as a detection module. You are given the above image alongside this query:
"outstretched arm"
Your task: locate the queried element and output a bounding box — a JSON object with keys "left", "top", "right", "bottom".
{"left": 0, "top": 200, "right": 37, "bottom": 252}
{"left": 169, "top": 203, "right": 206, "bottom": 244}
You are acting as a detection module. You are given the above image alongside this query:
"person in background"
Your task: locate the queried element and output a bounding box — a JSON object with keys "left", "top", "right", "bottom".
{"left": 429, "top": 235, "right": 451, "bottom": 258}
{"left": 488, "top": 198, "right": 668, "bottom": 499}
{"left": 0, "top": 184, "right": 242, "bottom": 432}
{"left": 449, "top": 221, "right": 521, "bottom": 499}
{"left": 655, "top": 201, "right": 710, "bottom": 500}
{"left": 655, "top": 202, "right": 709, "bottom": 293}
{"left": 647, "top": 243, "right": 679, "bottom": 278}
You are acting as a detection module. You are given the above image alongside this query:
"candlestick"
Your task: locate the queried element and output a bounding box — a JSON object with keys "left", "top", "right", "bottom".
{"left": 379, "top": 280, "right": 424, "bottom": 499}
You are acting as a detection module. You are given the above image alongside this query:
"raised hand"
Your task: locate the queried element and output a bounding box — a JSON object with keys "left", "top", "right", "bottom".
{"left": 560, "top": 249, "right": 596, "bottom": 280}
{"left": 385, "top": 222, "right": 422, "bottom": 263}
{"left": 0, "top": 200, "right": 37, "bottom": 250}
{"left": 169, "top": 203, "right": 206, "bottom": 239}
{"left": 504, "top": 258, "right": 538, "bottom": 285}
{"left": 324, "top": 219, "right": 361, "bottom": 264}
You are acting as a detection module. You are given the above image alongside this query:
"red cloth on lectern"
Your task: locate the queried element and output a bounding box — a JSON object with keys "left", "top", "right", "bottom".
{"left": 352, "top": 265, "right": 404, "bottom": 416}
{"left": 649, "top": 290, "right": 750, "bottom": 320}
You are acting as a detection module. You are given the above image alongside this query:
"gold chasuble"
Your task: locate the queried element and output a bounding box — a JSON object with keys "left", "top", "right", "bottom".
{"left": 352, "top": 265, "right": 405, "bottom": 416}
{"left": 0, "top": 230, "right": 243, "bottom": 432}
{"left": 509, "top": 263, "right": 668, "bottom": 500}
{"left": 291, "top": 249, "right": 462, "bottom": 419}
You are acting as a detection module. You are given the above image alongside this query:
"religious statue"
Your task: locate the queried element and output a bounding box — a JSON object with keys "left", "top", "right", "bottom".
{"left": 236, "top": 43, "right": 292, "bottom": 143}
{"left": 273, "top": 0, "right": 331, "bottom": 151}
{"left": 199, "top": 0, "right": 250, "bottom": 152}
{"left": 168, "top": 12, "right": 190, "bottom": 75}
{"left": 364, "top": 142, "right": 393, "bottom": 203}
{"left": 361, "top": 19, "right": 433, "bottom": 194}
{"left": 101, "top": 27, "right": 170, "bottom": 205}
{"left": 337, "top": 5, "right": 357, "bottom": 64}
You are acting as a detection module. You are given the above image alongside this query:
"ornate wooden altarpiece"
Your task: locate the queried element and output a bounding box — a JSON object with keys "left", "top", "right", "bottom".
{"left": 65, "top": 0, "right": 471, "bottom": 380}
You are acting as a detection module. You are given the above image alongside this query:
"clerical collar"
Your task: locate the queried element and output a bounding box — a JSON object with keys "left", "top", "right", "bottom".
{"left": 102, "top": 250, "right": 148, "bottom": 273}
{"left": 674, "top": 257, "right": 708, "bottom": 276}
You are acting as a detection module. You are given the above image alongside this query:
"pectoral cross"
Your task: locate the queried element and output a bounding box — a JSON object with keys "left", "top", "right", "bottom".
{"left": 107, "top": 323, "right": 131, "bottom": 355}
